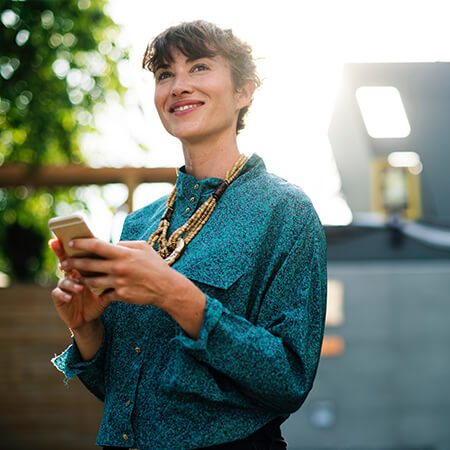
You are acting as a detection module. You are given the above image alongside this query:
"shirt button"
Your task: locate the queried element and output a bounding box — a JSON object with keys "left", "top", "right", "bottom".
{"left": 125, "top": 400, "right": 131, "bottom": 407}
{"left": 135, "top": 347, "right": 141, "bottom": 354}
{"left": 185, "top": 207, "right": 190, "bottom": 214}
{"left": 190, "top": 196, "right": 195, "bottom": 203}
{"left": 194, "top": 184, "right": 199, "bottom": 190}
{"left": 123, "top": 434, "right": 129, "bottom": 441}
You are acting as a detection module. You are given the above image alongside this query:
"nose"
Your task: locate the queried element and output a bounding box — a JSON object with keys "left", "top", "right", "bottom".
{"left": 170, "top": 72, "right": 193, "bottom": 97}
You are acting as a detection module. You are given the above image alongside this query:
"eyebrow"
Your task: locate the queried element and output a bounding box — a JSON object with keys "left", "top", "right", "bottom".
{"left": 155, "top": 55, "right": 217, "bottom": 71}
{"left": 186, "top": 55, "right": 216, "bottom": 63}
{"left": 156, "top": 63, "right": 171, "bottom": 71}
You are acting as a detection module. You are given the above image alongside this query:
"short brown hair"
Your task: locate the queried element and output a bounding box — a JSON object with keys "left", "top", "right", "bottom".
{"left": 142, "top": 20, "right": 261, "bottom": 134}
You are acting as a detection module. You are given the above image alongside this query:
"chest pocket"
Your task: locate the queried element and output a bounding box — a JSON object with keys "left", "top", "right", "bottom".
{"left": 174, "top": 241, "right": 253, "bottom": 318}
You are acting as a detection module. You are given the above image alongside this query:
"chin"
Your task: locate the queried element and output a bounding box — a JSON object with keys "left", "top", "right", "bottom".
{"left": 169, "top": 126, "right": 205, "bottom": 141}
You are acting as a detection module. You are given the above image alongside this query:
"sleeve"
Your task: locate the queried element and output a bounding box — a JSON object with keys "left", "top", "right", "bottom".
{"left": 175, "top": 213, "right": 327, "bottom": 415}
{"left": 50, "top": 212, "right": 139, "bottom": 399}
{"left": 50, "top": 208, "right": 158, "bottom": 401}
{"left": 51, "top": 328, "right": 107, "bottom": 401}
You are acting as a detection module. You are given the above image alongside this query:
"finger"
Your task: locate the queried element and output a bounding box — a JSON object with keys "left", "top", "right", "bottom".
{"left": 49, "top": 238, "right": 68, "bottom": 261}
{"left": 69, "top": 238, "right": 124, "bottom": 260}
{"left": 118, "top": 240, "right": 159, "bottom": 257}
{"left": 82, "top": 274, "right": 116, "bottom": 290}
{"left": 52, "top": 287, "right": 73, "bottom": 303}
{"left": 117, "top": 240, "right": 148, "bottom": 249}
{"left": 61, "top": 256, "right": 112, "bottom": 275}
{"left": 57, "top": 277, "right": 84, "bottom": 294}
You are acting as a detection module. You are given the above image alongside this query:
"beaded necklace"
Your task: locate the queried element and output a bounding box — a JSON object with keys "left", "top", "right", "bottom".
{"left": 148, "top": 154, "right": 249, "bottom": 266}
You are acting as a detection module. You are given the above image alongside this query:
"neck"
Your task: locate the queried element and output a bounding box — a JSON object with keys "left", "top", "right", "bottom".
{"left": 181, "top": 132, "right": 241, "bottom": 180}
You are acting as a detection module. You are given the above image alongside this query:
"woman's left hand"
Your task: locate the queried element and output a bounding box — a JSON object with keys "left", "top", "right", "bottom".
{"left": 60, "top": 239, "right": 174, "bottom": 308}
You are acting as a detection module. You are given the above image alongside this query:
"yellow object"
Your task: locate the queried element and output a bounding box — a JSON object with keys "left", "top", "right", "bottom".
{"left": 371, "top": 157, "right": 421, "bottom": 220}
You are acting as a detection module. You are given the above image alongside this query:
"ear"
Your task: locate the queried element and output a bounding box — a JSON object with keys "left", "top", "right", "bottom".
{"left": 236, "top": 81, "right": 256, "bottom": 109}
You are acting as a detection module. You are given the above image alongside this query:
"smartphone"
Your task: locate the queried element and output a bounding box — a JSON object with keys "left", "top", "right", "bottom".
{"left": 48, "top": 213, "right": 98, "bottom": 258}
{"left": 48, "top": 213, "right": 105, "bottom": 294}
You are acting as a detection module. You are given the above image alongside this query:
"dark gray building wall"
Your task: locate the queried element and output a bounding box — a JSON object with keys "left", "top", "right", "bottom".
{"left": 282, "top": 261, "right": 450, "bottom": 450}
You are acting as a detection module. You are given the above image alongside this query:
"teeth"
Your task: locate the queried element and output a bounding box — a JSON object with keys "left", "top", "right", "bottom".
{"left": 173, "top": 104, "right": 199, "bottom": 112}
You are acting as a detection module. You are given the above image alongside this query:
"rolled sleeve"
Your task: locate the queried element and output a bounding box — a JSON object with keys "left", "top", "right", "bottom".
{"left": 175, "top": 295, "right": 224, "bottom": 351}
{"left": 52, "top": 333, "right": 106, "bottom": 378}
{"left": 51, "top": 331, "right": 107, "bottom": 401}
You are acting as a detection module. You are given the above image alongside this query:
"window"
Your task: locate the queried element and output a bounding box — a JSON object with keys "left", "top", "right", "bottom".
{"left": 356, "top": 86, "right": 411, "bottom": 138}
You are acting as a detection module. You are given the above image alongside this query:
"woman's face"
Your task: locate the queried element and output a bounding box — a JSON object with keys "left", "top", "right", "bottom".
{"left": 153, "top": 48, "right": 249, "bottom": 144}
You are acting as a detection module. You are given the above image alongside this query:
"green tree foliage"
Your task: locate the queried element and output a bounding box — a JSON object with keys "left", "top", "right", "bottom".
{"left": 0, "top": 0, "right": 127, "bottom": 283}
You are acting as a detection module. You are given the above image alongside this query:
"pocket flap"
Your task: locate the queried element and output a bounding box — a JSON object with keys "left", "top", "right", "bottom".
{"left": 175, "top": 247, "right": 250, "bottom": 290}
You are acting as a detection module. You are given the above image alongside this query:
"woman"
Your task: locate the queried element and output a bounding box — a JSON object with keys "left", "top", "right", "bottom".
{"left": 51, "top": 20, "right": 327, "bottom": 450}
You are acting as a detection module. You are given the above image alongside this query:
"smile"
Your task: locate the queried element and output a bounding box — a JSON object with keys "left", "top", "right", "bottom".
{"left": 170, "top": 102, "right": 204, "bottom": 114}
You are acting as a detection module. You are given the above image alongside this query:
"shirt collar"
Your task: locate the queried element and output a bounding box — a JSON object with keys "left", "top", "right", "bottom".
{"left": 175, "top": 153, "right": 265, "bottom": 199}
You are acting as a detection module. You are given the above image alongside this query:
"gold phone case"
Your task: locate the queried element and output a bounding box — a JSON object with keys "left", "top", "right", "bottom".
{"left": 48, "top": 214, "right": 104, "bottom": 295}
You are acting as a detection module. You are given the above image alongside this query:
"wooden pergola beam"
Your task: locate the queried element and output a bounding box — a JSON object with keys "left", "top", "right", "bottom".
{"left": 0, "top": 165, "right": 177, "bottom": 187}
{"left": 0, "top": 165, "right": 178, "bottom": 211}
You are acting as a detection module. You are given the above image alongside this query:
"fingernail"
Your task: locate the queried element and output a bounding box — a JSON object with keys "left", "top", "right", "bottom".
{"left": 64, "top": 293, "right": 72, "bottom": 301}
{"left": 68, "top": 240, "right": 74, "bottom": 248}
{"left": 61, "top": 261, "right": 69, "bottom": 269}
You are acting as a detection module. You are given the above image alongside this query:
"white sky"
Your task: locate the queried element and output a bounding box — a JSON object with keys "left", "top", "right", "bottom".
{"left": 80, "top": 0, "right": 450, "bottom": 238}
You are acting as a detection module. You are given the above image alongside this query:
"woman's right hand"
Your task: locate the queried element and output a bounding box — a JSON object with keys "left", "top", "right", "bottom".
{"left": 50, "top": 239, "right": 111, "bottom": 331}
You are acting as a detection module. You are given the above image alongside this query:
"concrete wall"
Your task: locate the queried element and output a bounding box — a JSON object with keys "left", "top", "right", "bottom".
{"left": 282, "top": 261, "right": 450, "bottom": 450}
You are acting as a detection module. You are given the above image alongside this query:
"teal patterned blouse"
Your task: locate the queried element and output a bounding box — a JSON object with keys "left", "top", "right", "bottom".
{"left": 52, "top": 153, "right": 327, "bottom": 449}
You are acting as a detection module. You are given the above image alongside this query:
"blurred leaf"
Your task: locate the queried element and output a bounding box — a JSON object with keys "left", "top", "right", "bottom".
{"left": 0, "top": 0, "right": 127, "bottom": 283}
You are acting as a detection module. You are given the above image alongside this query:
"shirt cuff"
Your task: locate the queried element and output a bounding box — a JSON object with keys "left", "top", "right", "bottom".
{"left": 51, "top": 332, "right": 106, "bottom": 380}
{"left": 175, "top": 295, "right": 224, "bottom": 351}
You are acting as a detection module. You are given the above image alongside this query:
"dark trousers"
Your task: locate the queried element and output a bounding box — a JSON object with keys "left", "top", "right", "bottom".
{"left": 103, "top": 417, "right": 287, "bottom": 450}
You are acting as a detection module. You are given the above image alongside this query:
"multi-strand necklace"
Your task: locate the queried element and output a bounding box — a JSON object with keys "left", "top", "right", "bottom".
{"left": 148, "top": 154, "right": 249, "bottom": 266}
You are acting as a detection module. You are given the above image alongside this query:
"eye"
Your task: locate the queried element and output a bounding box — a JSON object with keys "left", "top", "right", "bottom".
{"left": 157, "top": 70, "right": 172, "bottom": 81}
{"left": 191, "top": 63, "right": 209, "bottom": 73}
